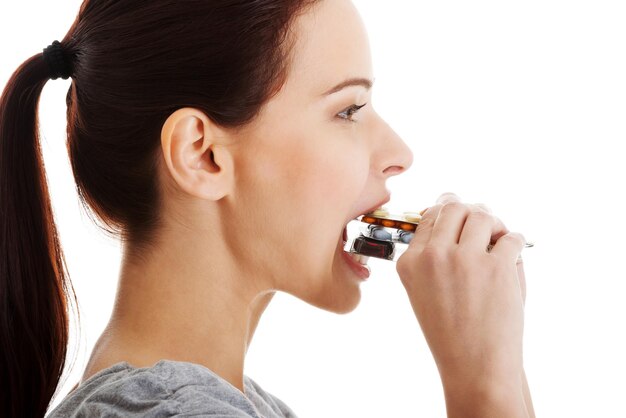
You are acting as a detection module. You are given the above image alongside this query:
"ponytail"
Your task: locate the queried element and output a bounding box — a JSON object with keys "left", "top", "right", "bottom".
{"left": 0, "top": 50, "right": 79, "bottom": 418}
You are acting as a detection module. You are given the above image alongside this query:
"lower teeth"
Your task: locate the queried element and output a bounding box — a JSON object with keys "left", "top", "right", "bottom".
{"left": 349, "top": 253, "right": 369, "bottom": 265}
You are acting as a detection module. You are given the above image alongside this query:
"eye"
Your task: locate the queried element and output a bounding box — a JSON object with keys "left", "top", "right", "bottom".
{"left": 337, "top": 103, "right": 367, "bottom": 123}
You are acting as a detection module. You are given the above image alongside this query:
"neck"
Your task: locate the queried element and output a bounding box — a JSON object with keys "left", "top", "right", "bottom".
{"left": 89, "top": 226, "right": 275, "bottom": 395}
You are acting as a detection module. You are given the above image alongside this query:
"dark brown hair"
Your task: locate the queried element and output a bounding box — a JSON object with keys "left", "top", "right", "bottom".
{"left": 0, "top": 0, "right": 319, "bottom": 416}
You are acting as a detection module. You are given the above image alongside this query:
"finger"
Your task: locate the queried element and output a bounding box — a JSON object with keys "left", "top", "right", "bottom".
{"left": 408, "top": 203, "right": 443, "bottom": 251}
{"left": 489, "top": 231, "right": 527, "bottom": 263}
{"left": 430, "top": 201, "right": 472, "bottom": 247}
{"left": 470, "top": 203, "right": 499, "bottom": 240}
{"left": 459, "top": 209, "right": 510, "bottom": 252}
{"left": 417, "top": 192, "right": 464, "bottom": 216}
{"left": 517, "top": 256, "right": 527, "bottom": 306}
{"left": 436, "top": 192, "right": 462, "bottom": 205}
{"left": 409, "top": 192, "right": 461, "bottom": 251}
{"left": 409, "top": 192, "right": 463, "bottom": 251}
{"left": 473, "top": 202, "right": 492, "bottom": 214}
{"left": 471, "top": 202, "right": 509, "bottom": 244}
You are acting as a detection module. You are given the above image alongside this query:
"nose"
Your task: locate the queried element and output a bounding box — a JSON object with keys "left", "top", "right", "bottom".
{"left": 372, "top": 115, "right": 414, "bottom": 178}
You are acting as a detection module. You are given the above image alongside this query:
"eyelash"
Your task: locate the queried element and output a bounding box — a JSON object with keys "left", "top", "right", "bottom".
{"left": 337, "top": 103, "right": 368, "bottom": 123}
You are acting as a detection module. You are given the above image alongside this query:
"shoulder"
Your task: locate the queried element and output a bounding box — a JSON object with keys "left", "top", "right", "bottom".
{"left": 47, "top": 360, "right": 296, "bottom": 418}
{"left": 244, "top": 376, "right": 299, "bottom": 418}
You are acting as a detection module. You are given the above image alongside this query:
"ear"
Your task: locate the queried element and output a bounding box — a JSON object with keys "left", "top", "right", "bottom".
{"left": 160, "top": 108, "right": 235, "bottom": 201}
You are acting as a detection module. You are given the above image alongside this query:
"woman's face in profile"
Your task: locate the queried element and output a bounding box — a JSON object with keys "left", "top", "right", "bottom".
{"left": 227, "top": 0, "right": 413, "bottom": 312}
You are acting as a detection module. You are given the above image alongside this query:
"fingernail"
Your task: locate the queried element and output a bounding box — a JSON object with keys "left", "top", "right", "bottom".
{"left": 437, "top": 192, "right": 460, "bottom": 204}
{"left": 474, "top": 203, "right": 492, "bottom": 214}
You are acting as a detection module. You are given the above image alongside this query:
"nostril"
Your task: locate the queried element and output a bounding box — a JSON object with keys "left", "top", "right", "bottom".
{"left": 382, "top": 165, "right": 404, "bottom": 175}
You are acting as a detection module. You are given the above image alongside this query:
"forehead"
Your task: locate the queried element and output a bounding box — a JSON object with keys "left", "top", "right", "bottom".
{"left": 286, "top": 0, "right": 374, "bottom": 97}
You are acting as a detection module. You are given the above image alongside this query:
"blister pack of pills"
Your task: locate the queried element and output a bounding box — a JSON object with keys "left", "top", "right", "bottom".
{"left": 343, "top": 208, "right": 421, "bottom": 262}
{"left": 343, "top": 206, "right": 534, "bottom": 262}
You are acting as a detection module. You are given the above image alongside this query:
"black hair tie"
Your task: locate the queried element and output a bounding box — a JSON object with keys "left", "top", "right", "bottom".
{"left": 43, "top": 40, "right": 72, "bottom": 80}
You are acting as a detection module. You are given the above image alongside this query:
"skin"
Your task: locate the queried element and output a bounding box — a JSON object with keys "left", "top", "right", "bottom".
{"left": 79, "top": 0, "right": 413, "bottom": 395}
{"left": 76, "top": 4, "right": 536, "bottom": 415}
{"left": 400, "top": 192, "right": 535, "bottom": 417}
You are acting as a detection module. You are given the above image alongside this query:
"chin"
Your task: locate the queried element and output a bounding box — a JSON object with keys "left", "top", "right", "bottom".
{"left": 299, "top": 291, "right": 362, "bottom": 315}
{"left": 293, "top": 267, "right": 365, "bottom": 315}
{"left": 325, "top": 296, "right": 362, "bottom": 315}
{"left": 278, "top": 243, "right": 366, "bottom": 314}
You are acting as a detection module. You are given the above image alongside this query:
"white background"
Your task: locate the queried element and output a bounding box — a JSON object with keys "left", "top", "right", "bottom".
{"left": 1, "top": 1, "right": 625, "bottom": 417}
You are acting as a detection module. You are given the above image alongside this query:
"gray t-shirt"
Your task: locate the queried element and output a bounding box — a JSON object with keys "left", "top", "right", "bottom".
{"left": 46, "top": 359, "right": 298, "bottom": 418}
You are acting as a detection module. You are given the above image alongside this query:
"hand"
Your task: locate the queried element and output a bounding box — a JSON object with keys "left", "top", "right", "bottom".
{"left": 473, "top": 202, "right": 527, "bottom": 308}
{"left": 396, "top": 192, "right": 528, "bottom": 384}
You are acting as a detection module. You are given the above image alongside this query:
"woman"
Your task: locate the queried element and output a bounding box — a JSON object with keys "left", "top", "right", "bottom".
{"left": 0, "top": 0, "right": 534, "bottom": 417}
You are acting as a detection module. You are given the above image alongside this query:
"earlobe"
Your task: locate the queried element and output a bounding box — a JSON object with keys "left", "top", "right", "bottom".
{"left": 160, "top": 107, "right": 234, "bottom": 201}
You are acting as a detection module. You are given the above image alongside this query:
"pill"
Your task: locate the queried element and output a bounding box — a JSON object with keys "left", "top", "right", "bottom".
{"left": 381, "top": 219, "right": 396, "bottom": 227}
{"left": 371, "top": 227, "right": 392, "bottom": 240}
{"left": 398, "top": 222, "right": 416, "bottom": 231}
{"left": 399, "top": 231, "right": 414, "bottom": 243}
{"left": 361, "top": 215, "right": 378, "bottom": 224}
{"left": 371, "top": 207, "right": 389, "bottom": 217}
{"left": 402, "top": 212, "right": 422, "bottom": 223}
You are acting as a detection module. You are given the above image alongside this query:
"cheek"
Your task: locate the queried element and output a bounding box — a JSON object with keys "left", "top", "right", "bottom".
{"left": 285, "top": 145, "right": 369, "bottom": 261}
{"left": 305, "top": 156, "right": 366, "bottom": 206}
{"left": 285, "top": 139, "right": 368, "bottom": 216}
{"left": 237, "top": 125, "right": 369, "bottom": 276}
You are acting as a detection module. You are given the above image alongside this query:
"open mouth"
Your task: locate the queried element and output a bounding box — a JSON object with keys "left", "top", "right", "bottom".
{"left": 338, "top": 196, "right": 391, "bottom": 274}
{"left": 341, "top": 224, "right": 370, "bottom": 266}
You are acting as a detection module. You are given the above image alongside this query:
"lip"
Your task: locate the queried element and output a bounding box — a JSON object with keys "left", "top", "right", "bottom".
{"left": 341, "top": 250, "right": 370, "bottom": 280}
{"left": 339, "top": 193, "right": 391, "bottom": 246}
{"left": 350, "top": 194, "right": 392, "bottom": 222}
{"left": 337, "top": 193, "right": 391, "bottom": 279}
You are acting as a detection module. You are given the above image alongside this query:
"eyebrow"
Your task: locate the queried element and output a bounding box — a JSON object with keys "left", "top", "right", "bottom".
{"left": 322, "top": 77, "right": 375, "bottom": 96}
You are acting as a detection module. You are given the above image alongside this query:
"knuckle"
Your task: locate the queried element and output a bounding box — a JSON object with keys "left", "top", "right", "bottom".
{"left": 420, "top": 245, "right": 447, "bottom": 264}
{"left": 467, "top": 208, "right": 493, "bottom": 222}
{"left": 440, "top": 201, "right": 466, "bottom": 213}
{"left": 438, "top": 192, "right": 459, "bottom": 201}
{"left": 417, "top": 213, "right": 435, "bottom": 227}
{"left": 396, "top": 254, "right": 413, "bottom": 275}
{"left": 502, "top": 231, "right": 526, "bottom": 243}
{"left": 494, "top": 215, "right": 508, "bottom": 229}
{"left": 472, "top": 203, "right": 492, "bottom": 213}
{"left": 450, "top": 248, "right": 468, "bottom": 266}
{"left": 452, "top": 246, "right": 483, "bottom": 266}
{"left": 490, "top": 259, "right": 509, "bottom": 276}
{"left": 396, "top": 252, "right": 424, "bottom": 289}
{"left": 418, "top": 204, "right": 442, "bottom": 222}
